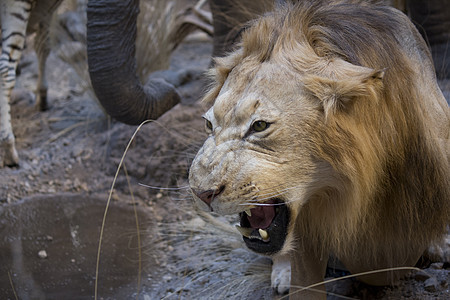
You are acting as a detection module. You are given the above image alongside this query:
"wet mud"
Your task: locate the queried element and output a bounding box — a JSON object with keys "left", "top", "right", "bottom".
{"left": 0, "top": 194, "right": 154, "bottom": 299}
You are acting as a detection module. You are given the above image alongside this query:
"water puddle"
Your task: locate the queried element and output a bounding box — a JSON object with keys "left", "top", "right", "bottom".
{"left": 0, "top": 194, "right": 156, "bottom": 299}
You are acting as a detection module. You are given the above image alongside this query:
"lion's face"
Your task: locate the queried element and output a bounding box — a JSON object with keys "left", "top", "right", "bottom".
{"left": 189, "top": 59, "right": 334, "bottom": 255}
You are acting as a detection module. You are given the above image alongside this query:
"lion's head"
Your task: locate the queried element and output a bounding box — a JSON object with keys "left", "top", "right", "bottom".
{"left": 189, "top": 0, "right": 449, "bottom": 265}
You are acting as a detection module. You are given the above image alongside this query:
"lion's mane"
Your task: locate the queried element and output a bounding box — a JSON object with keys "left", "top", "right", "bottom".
{"left": 203, "top": 0, "right": 449, "bottom": 267}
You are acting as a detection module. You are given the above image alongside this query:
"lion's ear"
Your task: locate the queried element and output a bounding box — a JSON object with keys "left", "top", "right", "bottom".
{"left": 303, "top": 64, "right": 384, "bottom": 118}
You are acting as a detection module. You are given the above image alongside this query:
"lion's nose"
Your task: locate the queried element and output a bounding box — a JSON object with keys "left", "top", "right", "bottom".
{"left": 193, "top": 186, "right": 225, "bottom": 207}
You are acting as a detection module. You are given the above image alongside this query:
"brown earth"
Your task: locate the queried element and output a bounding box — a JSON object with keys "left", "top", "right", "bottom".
{"left": 0, "top": 10, "right": 448, "bottom": 300}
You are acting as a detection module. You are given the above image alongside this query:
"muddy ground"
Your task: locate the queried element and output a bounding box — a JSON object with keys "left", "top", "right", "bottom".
{"left": 0, "top": 8, "right": 449, "bottom": 300}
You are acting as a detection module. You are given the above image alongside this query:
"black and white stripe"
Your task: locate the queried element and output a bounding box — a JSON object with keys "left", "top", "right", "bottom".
{"left": 0, "top": 0, "right": 62, "bottom": 166}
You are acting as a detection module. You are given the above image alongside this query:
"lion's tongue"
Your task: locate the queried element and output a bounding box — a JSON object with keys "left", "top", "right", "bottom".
{"left": 248, "top": 206, "right": 275, "bottom": 229}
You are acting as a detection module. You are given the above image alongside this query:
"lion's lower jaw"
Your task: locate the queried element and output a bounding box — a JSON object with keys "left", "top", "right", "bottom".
{"left": 238, "top": 200, "right": 291, "bottom": 255}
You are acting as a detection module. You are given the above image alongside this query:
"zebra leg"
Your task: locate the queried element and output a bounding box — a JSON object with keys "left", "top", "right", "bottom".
{"left": 0, "top": 88, "right": 19, "bottom": 167}
{"left": 0, "top": 0, "right": 34, "bottom": 166}
{"left": 34, "top": 19, "right": 50, "bottom": 111}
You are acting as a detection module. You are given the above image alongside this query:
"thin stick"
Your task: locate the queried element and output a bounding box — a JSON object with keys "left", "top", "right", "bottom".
{"left": 7, "top": 271, "right": 18, "bottom": 300}
{"left": 94, "top": 120, "right": 153, "bottom": 300}
{"left": 123, "top": 163, "right": 142, "bottom": 300}
{"left": 44, "top": 120, "right": 95, "bottom": 144}
{"left": 281, "top": 266, "right": 422, "bottom": 299}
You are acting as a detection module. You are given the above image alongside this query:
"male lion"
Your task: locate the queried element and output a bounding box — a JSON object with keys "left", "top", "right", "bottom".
{"left": 189, "top": 0, "right": 449, "bottom": 298}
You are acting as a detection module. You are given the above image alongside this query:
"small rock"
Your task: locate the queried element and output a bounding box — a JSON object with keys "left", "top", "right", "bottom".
{"left": 186, "top": 217, "right": 206, "bottom": 228}
{"left": 326, "top": 277, "right": 354, "bottom": 300}
{"left": 38, "top": 250, "right": 48, "bottom": 259}
{"left": 81, "top": 149, "right": 93, "bottom": 160}
{"left": 414, "top": 271, "right": 431, "bottom": 281}
{"left": 63, "top": 179, "right": 72, "bottom": 189}
{"left": 430, "top": 262, "right": 444, "bottom": 270}
{"left": 73, "top": 178, "right": 81, "bottom": 187}
{"left": 402, "top": 289, "right": 413, "bottom": 297}
{"left": 6, "top": 193, "right": 13, "bottom": 204}
{"left": 80, "top": 182, "right": 88, "bottom": 191}
{"left": 71, "top": 144, "right": 84, "bottom": 158}
{"left": 424, "top": 277, "right": 439, "bottom": 292}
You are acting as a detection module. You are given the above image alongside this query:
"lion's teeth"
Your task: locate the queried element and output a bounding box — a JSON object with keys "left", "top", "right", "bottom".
{"left": 235, "top": 225, "right": 253, "bottom": 238}
{"left": 258, "top": 228, "right": 269, "bottom": 240}
{"left": 236, "top": 226, "right": 270, "bottom": 242}
{"left": 245, "top": 209, "right": 252, "bottom": 217}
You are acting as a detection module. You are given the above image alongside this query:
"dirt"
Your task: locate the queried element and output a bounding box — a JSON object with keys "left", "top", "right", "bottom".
{"left": 0, "top": 8, "right": 449, "bottom": 300}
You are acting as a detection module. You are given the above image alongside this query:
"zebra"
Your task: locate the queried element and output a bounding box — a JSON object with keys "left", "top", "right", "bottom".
{"left": 0, "top": 0, "right": 62, "bottom": 167}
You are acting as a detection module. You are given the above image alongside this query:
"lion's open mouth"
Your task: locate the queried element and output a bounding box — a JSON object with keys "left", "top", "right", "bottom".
{"left": 236, "top": 199, "right": 289, "bottom": 255}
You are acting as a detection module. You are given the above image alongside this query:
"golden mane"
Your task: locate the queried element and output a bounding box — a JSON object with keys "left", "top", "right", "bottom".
{"left": 203, "top": 0, "right": 449, "bottom": 262}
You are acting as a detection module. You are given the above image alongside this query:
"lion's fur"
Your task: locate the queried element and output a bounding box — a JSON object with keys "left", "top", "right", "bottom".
{"left": 192, "top": 0, "right": 449, "bottom": 288}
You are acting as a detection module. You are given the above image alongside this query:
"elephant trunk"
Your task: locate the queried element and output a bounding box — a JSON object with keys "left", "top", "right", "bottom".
{"left": 87, "top": 0, "right": 180, "bottom": 125}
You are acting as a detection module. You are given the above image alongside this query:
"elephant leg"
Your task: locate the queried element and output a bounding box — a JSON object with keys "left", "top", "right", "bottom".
{"left": 193, "top": 0, "right": 213, "bottom": 32}
{"left": 208, "top": 0, "right": 273, "bottom": 57}
{"left": 0, "top": 0, "right": 33, "bottom": 167}
{"left": 180, "top": 0, "right": 213, "bottom": 36}
{"left": 34, "top": 19, "right": 51, "bottom": 111}
{"left": 407, "top": 0, "right": 450, "bottom": 79}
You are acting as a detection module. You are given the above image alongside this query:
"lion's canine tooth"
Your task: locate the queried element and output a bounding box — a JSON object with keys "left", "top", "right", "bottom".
{"left": 258, "top": 228, "right": 269, "bottom": 240}
{"left": 235, "top": 225, "right": 252, "bottom": 238}
{"left": 245, "top": 209, "right": 252, "bottom": 217}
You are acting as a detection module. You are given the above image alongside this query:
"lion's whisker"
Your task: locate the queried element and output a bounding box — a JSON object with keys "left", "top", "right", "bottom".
{"left": 240, "top": 202, "right": 287, "bottom": 206}
{"left": 170, "top": 197, "right": 192, "bottom": 201}
{"left": 238, "top": 185, "right": 303, "bottom": 205}
{"left": 252, "top": 184, "right": 289, "bottom": 196}
{"left": 138, "top": 183, "right": 190, "bottom": 191}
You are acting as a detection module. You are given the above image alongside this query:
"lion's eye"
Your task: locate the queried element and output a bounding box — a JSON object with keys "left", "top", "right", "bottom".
{"left": 252, "top": 120, "right": 269, "bottom": 132}
{"left": 205, "top": 119, "right": 213, "bottom": 132}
